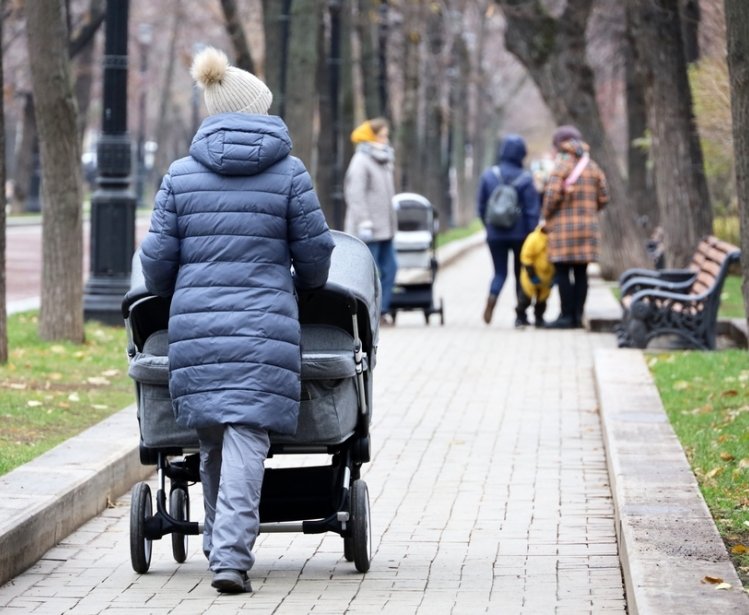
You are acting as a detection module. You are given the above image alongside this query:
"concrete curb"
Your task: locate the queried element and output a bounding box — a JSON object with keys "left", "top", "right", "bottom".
{"left": 594, "top": 349, "right": 749, "bottom": 613}
{"left": 0, "top": 405, "right": 153, "bottom": 586}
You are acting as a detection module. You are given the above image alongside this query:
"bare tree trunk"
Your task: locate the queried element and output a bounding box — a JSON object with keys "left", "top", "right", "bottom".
{"left": 10, "top": 93, "right": 35, "bottom": 214}
{"left": 356, "top": 0, "right": 380, "bottom": 118}
{"left": 422, "top": 3, "right": 448, "bottom": 220}
{"left": 0, "top": 3, "right": 7, "bottom": 363}
{"left": 498, "top": 0, "right": 649, "bottom": 278}
{"left": 154, "top": 0, "right": 181, "bottom": 182}
{"left": 262, "top": 0, "right": 291, "bottom": 116}
{"left": 628, "top": 0, "right": 712, "bottom": 267}
{"left": 26, "top": 0, "right": 84, "bottom": 342}
{"left": 284, "top": 0, "right": 321, "bottom": 169}
{"left": 221, "top": 0, "right": 255, "bottom": 72}
{"left": 450, "top": 31, "right": 471, "bottom": 226}
{"left": 395, "top": 1, "right": 422, "bottom": 193}
{"left": 624, "top": 17, "right": 657, "bottom": 229}
{"left": 680, "top": 0, "right": 700, "bottom": 63}
{"left": 724, "top": 0, "right": 749, "bottom": 328}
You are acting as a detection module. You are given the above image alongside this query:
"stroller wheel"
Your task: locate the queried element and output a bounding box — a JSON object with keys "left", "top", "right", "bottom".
{"left": 170, "top": 487, "right": 189, "bottom": 564}
{"left": 130, "top": 482, "right": 153, "bottom": 574}
{"left": 350, "top": 479, "right": 372, "bottom": 572}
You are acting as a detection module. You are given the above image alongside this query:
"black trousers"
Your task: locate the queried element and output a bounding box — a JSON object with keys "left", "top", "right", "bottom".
{"left": 555, "top": 262, "right": 588, "bottom": 324}
{"left": 517, "top": 289, "right": 547, "bottom": 322}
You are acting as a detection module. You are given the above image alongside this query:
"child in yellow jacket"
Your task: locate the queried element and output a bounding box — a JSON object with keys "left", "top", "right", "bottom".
{"left": 519, "top": 223, "right": 555, "bottom": 328}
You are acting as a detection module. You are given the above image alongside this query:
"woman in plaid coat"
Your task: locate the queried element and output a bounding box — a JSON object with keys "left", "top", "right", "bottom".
{"left": 542, "top": 125, "right": 609, "bottom": 329}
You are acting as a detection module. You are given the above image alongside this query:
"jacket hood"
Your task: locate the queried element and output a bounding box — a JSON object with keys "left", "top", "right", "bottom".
{"left": 189, "top": 113, "right": 292, "bottom": 176}
{"left": 497, "top": 134, "right": 527, "bottom": 165}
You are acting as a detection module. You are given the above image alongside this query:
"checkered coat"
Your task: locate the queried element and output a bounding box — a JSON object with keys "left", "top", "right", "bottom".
{"left": 542, "top": 140, "right": 609, "bottom": 263}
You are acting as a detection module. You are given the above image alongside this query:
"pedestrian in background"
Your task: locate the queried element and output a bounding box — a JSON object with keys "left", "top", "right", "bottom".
{"left": 343, "top": 118, "right": 398, "bottom": 325}
{"left": 139, "top": 47, "right": 334, "bottom": 594}
{"left": 477, "top": 134, "right": 540, "bottom": 326}
{"left": 542, "top": 125, "right": 609, "bottom": 329}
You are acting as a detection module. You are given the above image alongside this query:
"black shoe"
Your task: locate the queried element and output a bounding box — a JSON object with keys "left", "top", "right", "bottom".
{"left": 534, "top": 318, "right": 546, "bottom": 329}
{"left": 212, "top": 569, "right": 252, "bottom": 593}
{"left": 545, "top": 316, "right": 575, "bottom": 329}
{"left": 514, "top": 315, "right": 530, "bottom": 328}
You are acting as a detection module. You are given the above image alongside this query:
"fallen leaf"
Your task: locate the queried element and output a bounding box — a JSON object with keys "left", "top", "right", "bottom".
{"left": 101, "top": 369, "right": 119, "bottom": 377}
{"left": 49, "top": 345, "right": 65, "bottom": 354}
{"left": 8, "top": 383, "right": 26, "bottom": 390}
{"left": 731, "top": 544, "right": 748, "bottom": 555}
{"left": 91, "top": 404, "right": 109, "bottom": 410}
{"left": 49, "top": 373, "right": 62, "bottom": 381}
{"left": 706, "top": 467, "right": 724, "bottom": 479}
{"left": 68, "top": 393, "right": 80, "bottom": 402}
{"left": 26, "top": 400, "right": 42, "bottom": 407}
{"left": 721, "top": 452, "right": 736, "bottom": 462}
{"left": 741, "top": 459, "right": 749, "bottom": 469}
{"left": 722, "top": 389, "right": 739, "bottom": 398}
{"left": 86, "top": 377, "right": 110, "bottom": 386}
{"left": 674, "top": 380, "right": 690, "bottom": 391}
{"left": 716, "top": 582, "right": 732, "bottom": 590}
{"left": 702, "top": 575, "right": 724, "bottom": 584}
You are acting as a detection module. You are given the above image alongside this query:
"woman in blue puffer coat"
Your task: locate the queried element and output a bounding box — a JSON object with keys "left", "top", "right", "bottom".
{"left": 477, "top": 134, "right": 540, "bottom": 326}
{"left": 140, "top": 47, "right": 334, "bottom": 594}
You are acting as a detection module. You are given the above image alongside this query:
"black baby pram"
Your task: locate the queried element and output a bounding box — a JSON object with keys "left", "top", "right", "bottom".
{"left": 388, "top": 192, "right": 444, "bottom": 324}
{"left": 122, "top": 230, "right": 380, "bottom": 575}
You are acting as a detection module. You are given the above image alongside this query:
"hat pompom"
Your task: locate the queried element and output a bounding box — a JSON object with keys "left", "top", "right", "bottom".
{"left": 191, "top": 47, "right": 229, "bottom": 89}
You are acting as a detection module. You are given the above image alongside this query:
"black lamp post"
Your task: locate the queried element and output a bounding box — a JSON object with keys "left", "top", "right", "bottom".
{"left": 83, "top": 0, "right": 135, "bottom": 325}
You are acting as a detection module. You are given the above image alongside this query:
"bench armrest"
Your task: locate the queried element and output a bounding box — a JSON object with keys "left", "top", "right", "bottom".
{"left": 620, "top": 274, "right": 696, "bottom": 299}
{"left": 618, "top": 267, "right": 695, "bottom": 287}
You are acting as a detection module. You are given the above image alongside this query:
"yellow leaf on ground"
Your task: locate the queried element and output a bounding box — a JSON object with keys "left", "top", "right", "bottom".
{"left": 673, "top": 380, "right": 690, "bottom": 391}
{"left": 716, "top": 582, "right": 732, "bottom": 590}
{"left": 706, "top": 467, "right": 724, "bottom": 479}
{"left": 739, "top": 459, "right": 749, "bottom": 469}
{"left": 720, "top": 452, "right": 736, "bottom": 462}
{"left": 731, "top": 544, "right": 748, "bottom": 555}
{"left": 702, "top": 575, "right": 724, "bottom": 584}
{"left": 26, "top": 400, "right": 42, "bottom": 407}
{"left": 86, "top": 377, "right": 110, "bottom": 386}
{"left": 101, "top": 369, "right": 119, "bottom": 377}
{"left": 49, "top": 373, "right": 63, "bottom": 381}
{"left": 49, "top": 345, "right": 65, "bottom": 354}
{"left": 8, "top": 383, "right": 26, "bottom": 390}
{"left": 68, "top": 393, "right": 80, "bottom": 402}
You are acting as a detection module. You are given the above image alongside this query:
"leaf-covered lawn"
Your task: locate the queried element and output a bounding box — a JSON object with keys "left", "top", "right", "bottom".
{"left": 649, "top": 349, "right": 749, "bottom": 586}
{"left": 0, "top": 312, "right": 133, "bottom": 475}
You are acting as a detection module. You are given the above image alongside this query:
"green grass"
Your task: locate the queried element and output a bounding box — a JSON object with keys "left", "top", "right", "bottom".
{"left": 0, "top": 312, "right": 132, "bottom": 476}
{"left": 720, "top": 275, "right": 745, "bottom": 319}
{"left": 649, "top": 350, "right": 749, "bottom": 585}
{"left": 436, "top": 218, "right": 483, "bottom": 248}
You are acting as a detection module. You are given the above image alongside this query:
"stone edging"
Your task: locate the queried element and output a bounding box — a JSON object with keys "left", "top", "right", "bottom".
{"left": 594, "top": 348, "right": 749, "bottom": 613}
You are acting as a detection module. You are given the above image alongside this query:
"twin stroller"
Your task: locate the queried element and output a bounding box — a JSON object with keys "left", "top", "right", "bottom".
{"left": 122, "top": 230, "right": 379, "bottom": 575}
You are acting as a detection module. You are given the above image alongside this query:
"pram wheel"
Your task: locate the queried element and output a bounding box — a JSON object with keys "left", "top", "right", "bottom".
{"left": 130, "top": 482, "right": 153, "bottom": 573}
{"left": 170, "top": 487, "right": 189, "bottom": 563}
{"left": 350, "top": 479, "right": 372, "bottom": 572}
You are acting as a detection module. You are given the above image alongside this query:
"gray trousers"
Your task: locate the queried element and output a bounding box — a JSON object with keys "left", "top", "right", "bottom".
{"left": 197, "top": 424, "right": 270, "bottom": 573}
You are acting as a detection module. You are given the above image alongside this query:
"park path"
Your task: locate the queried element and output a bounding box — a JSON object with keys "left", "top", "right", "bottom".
{"left": 0, "top": 243, "right": 625, "bottom": 614}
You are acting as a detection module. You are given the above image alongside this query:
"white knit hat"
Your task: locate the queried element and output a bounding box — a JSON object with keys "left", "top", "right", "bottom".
{"left": 190, "top": 47, "right": 273, "bottom": 116}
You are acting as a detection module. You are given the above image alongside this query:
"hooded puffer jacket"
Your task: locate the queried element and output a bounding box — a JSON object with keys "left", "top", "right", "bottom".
{"left": 140, "top": 113, "right": 334, "bottom": 434}
{"left": 477, "top": 134, "right": 540, "bottom": 242}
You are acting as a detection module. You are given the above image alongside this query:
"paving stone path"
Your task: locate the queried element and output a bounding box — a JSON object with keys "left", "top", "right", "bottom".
{"left": 0, "top": 244, "right": 626, "bottom": 614}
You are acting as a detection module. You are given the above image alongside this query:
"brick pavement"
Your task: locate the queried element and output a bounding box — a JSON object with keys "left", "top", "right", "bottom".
{"left": 0, "top": 242, "right": 626, "bottom": 614}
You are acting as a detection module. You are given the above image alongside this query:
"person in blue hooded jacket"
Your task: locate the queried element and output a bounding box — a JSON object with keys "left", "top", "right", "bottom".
{"left": 139, "top": 47, "right": 334, "bottom": 594}
{"left": 477, "top": 134, "right": 541, "bottom": 326}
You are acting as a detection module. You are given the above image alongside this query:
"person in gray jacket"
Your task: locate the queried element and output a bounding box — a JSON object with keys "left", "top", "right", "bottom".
{"left": 343, "top": 118, "right": 398, "bottom": 324}
{"left": 139, "top": 47, "right": 334, "bottom": 594}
